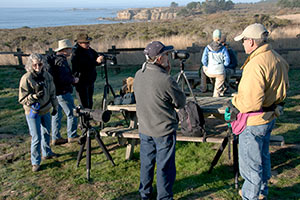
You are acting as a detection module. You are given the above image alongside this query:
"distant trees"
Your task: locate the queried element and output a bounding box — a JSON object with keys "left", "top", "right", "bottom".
{"left": 277, "top": 0, "right": 300, "bottom": 8}
{"left": 202, "top": 0, "right": 234, "bottom": 14}
{"left": 170, "top": 2, "right": 179, "bottom": 8}
{"left": 177, "top": 0, "right": 235, "bottom": 16}
{"left": 186, "top": 2, "right": 201, "bottom": 10}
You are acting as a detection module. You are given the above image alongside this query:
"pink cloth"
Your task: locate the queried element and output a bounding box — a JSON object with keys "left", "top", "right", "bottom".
{"left": 231, "top": 111, "right": 263, "bottom": 135}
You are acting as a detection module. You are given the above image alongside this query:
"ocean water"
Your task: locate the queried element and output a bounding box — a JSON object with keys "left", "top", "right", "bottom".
{"left": 0, "top": 7, "right": 122, "bottom": 29}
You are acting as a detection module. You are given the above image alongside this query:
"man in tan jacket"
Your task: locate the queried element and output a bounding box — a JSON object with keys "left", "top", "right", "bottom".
{"left": 232, "top": 23, "right": 289, "bottom": 200}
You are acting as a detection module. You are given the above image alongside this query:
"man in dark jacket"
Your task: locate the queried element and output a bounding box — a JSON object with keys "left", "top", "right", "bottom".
{"left": 133, "top": 41, "right": 186, "bottom": 200}
{"left": 49, "top": 39, "right": 79, "bottom": 145}
{"left": 71, "top": 33, "right": 103, "bottom": 109}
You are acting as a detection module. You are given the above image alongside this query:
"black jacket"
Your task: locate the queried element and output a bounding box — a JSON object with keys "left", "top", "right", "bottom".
{"left": 48, "top": 54, "right": 74, "bottom": 95}
{"left": 71, "top": 44, "right": 99, "bottom": 86}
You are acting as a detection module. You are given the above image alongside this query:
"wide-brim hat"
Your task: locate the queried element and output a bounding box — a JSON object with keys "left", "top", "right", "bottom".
{"left": 144, "top": 41, "right": 174, "bottom": 58}
{"left": 54, "top": 39, "right": 73, "bottom": 52}
{"left": 75, "top": 33, "right": 92, "bottom": 43}
{"left": 234, "top": 23, "right": 269, "bottom": 41}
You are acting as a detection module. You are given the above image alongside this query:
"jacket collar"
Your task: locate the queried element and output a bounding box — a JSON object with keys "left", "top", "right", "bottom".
{"left": 240, "top": 44, "right": 272, "bottom": 70}
{"left": 143, "top": 62, "right": 167, "bottom": 73}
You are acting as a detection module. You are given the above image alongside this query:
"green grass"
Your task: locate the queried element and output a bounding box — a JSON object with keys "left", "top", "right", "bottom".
{"left": 0, "top": 65, "right": 300, "bottom": 199}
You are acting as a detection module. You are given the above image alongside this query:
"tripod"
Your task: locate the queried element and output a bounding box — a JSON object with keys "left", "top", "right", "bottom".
{"left": 176, "top": 59, "right": 197, "bottom": 102}
{"left": 101, "top": 62, "right": 116, "bottom": 111}
{"left": 208, "top": 127, "right": 239, "bottom": 189}
{"left": 76, "top": 114, "right": 116, "bottom": 181}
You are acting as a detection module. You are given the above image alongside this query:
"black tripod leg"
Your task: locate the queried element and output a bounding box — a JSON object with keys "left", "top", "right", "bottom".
{"left": 208, "top": 136, "right": 229, "bottom": 173}
{"left": 182, "top": 72, "right": 197, "bottom": 102}
{"left": 86, "top": 132, "right": 91, "bottom": 181}
{"left": 76, "top": 136, "right": 86, "bottom": 167}
{"left": 95, "top": 133, "right": 116, "bottom": 166}
{"left": 233, "top": 135, "right": 239, "bottom": 189}
{"left": 108, "top": 84, "right": 116, "bottom": 98}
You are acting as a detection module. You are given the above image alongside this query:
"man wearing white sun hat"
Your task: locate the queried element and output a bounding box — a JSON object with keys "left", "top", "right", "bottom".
{"left": 49, "top": 39, "right": 79, "bottom": 145}
{"left": 231, "top": 23, "right": 289, "bottom": 200}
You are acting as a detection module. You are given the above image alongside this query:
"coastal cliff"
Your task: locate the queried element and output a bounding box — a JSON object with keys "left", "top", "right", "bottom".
{"left": 117, "top": 8, "right": 177, "bottom": 20}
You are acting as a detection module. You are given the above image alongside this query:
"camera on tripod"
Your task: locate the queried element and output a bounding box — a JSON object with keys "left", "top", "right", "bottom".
{"left": 99, "top": 53, "right": 117, "bottom": 66}
{"left": 73, "top": 106, "right": 111, "bottom": 123}
{"left": 171, "top": 50, "right": 190, "bottom": 60}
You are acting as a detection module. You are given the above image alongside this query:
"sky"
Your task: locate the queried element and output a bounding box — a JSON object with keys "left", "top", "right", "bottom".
{"left": 0, "top": 0, "right": 262, "bottom": 8}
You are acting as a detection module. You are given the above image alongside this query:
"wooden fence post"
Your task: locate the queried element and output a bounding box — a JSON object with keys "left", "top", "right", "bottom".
{"left": 16, "top": 48, "right": 23, "bottom": 66}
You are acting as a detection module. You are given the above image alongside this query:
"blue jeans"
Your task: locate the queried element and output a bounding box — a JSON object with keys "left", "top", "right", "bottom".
{"left": 51, "top": 93, "right": 78, "bottom": 140}
{"left": 26, "top": 112, "right": 53, "bottom": 165}
{"left": 239, "top": 120, "right": 275, "bottom": 200}
{"left": 139, "top": 132, "right": 176, "bottom": 200}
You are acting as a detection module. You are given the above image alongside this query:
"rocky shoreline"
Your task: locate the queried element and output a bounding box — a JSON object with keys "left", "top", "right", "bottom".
{"left": 98, "top": 7, "right": 178, "bottom": 21}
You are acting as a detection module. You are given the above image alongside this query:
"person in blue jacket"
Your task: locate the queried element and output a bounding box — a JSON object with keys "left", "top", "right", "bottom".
{"left": 201, "top": 29, "right": 230, "bottom": 97}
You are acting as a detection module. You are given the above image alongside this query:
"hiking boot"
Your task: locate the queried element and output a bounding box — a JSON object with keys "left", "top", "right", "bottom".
{"left": 42, "top": 153, "right": 59, "bottom": 160}
{"left": 32, "top": 165, "right": 40, "bottom": 172}
{"left": 51, "top": 138, "right": 68, "bottom": 145}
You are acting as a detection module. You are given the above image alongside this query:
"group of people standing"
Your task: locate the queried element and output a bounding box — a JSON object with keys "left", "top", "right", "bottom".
{"left": 18, "top": 22, "right": 289, "bottom": 200}
{"left": 18, "top": 33, "right": 102, "bottom": 172}
{"left": 134, "top": 23, "right": 289, "bottom": 200}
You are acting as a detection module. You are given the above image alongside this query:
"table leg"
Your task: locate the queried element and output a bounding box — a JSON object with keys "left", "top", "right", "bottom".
{"left": 125, "top": 138, "right": 136, "bottom": 160}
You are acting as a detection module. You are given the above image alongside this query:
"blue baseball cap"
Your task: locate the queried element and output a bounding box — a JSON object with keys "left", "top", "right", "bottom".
{"left": 144, "top": 41, "right": 174, "bottom": 58}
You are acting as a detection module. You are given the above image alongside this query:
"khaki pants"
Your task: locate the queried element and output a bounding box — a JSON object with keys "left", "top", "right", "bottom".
{"left": 203, "top": 66, "right": 225, "bottom": 97}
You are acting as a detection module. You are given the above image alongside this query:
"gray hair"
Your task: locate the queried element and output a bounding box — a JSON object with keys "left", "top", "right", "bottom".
{"left": 253, "top": 31, "right": 269, "bottom": 47}
{"left": 24, "top": 53, "right": 49, "bottom": 72}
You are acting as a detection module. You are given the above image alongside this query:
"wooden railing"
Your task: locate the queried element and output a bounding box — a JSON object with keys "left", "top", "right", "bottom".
{"left": 1, "top": 45, "right": 300, "bottom": 67}
{"left": 0, "top": 48, "right": 55, "bottom": 66}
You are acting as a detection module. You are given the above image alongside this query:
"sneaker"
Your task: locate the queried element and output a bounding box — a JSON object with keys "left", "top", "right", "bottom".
{"left": 51, "top": 138, "right": 68, "bottom": 145}
{"left": 239, "top": 189, "right": 266, "bottom": 200}
{"left": 42, "top": 153, "right": 59, "bottom": 160}
{"left": 32, "top": 165, "right": 40, "bottom": 172}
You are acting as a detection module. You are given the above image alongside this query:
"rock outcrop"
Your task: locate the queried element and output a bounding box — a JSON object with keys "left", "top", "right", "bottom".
{"left": 117, "top": 8, "right": 177, "bottom": 21}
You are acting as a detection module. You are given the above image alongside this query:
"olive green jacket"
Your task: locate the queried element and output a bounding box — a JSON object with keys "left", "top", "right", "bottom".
{"left": 19, "top": 71, "right": 58, "bottom": 115}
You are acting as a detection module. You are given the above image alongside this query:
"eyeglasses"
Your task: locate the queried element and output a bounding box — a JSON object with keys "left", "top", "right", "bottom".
{"left": 33, "top": 63, "right": 43, "bottom": 67}
{"left": 79, "top": 42, "right": 90, "bottom": 44}
{"left": 242, "top": 38, "right": 250, "bottom": 44}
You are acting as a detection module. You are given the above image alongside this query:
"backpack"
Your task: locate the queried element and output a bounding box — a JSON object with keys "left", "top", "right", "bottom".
{"left": 121, "top": 92, "right": 135, "bottom": 105}
{"left": 45, "top": 53, "right": 57, "bottom": 75}
{"left": 114, "top": 77, "right": 135, "bottom": 105}
{"left": 178, "top": 101, "right": 206, "bottom": 139}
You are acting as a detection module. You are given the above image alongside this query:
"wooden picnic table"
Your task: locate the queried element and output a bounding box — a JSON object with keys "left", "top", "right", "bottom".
{"left": 102, "top": 97, "right": 231, "bottom": 158}
{"left": 107, "top": 96, "right": 231, "bottom": 117}
{"left": 101, "top": 96, "right": 284, "bottom": 189}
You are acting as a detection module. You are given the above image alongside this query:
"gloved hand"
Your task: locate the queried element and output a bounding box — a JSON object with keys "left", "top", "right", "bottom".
{"left": 51, "top": 108, "right": 58, "bottom": 116}
{"left": 224, "top": 107, "right": 231, "bottom": 122}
